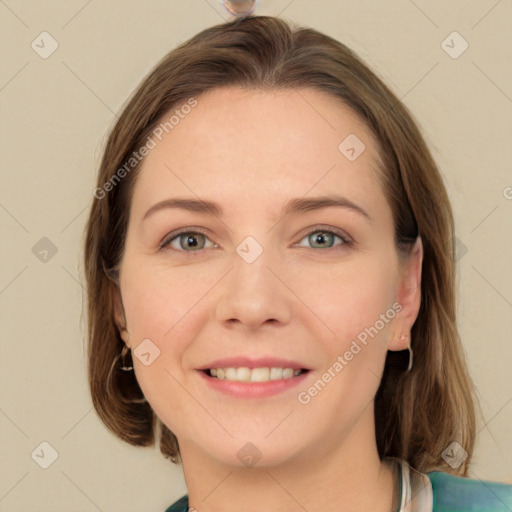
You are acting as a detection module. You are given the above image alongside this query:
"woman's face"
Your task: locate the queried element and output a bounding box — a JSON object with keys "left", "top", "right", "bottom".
{"left": 117, "top": 86, "right": 421, "bottom": 467}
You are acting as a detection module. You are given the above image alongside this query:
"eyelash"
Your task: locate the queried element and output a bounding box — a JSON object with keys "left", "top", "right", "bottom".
{"left": 159, "top": 226, "right": 353, "bottom": 254}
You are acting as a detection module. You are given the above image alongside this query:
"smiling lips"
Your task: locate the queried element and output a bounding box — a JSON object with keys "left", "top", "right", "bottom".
{"left": 198, "top": 357, "right": 310, "bottom": 384}
{"left": 209, "top": 367, "right": 303, "bottom": 382}
{"left": 199, "top": 363, "right": 310, "bottom": 399}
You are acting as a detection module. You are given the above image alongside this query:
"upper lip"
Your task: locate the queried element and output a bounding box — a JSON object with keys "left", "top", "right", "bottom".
{"left": 197, "top": 357, "right": 310, "bottom": 371}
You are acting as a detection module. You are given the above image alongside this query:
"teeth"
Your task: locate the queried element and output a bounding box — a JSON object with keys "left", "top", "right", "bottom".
{"left": 236, "top": 367, "right": 251, "bottom": 381}
{"left": 208, "top": 367, "right": 303, "bottom": 382}
{"left": 251, "top": 367, "right": 269, "bottom": 382}
{"left": 225, "top": 368, "right": 237, "bottom": 380}
{"left": 269, "top": 367, "right": 282, "bottom": 380}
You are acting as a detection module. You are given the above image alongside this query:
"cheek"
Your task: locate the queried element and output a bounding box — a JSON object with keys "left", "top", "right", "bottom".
{"left": 293, "top": 261, "right": 398, "bottom": 414}
{"left": 121, "top": 260, "right": 213, "bottom": 340}
{"left": 290, "top": 255, "right": 398, "bottom": 344}
{"left": 119, "top": 262, "right": 212, "bottom": 434}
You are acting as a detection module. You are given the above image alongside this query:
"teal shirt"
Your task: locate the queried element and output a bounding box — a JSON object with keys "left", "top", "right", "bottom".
{"left": 428, "top": 471, "right": 512, "bottom": 512}
{"left": 164, "top": 471, "right": 512, "bottom": 511}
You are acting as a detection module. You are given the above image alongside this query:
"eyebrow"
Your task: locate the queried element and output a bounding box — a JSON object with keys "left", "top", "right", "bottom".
{"left": 142, "top": 195, "right": 372, "bottom": 223}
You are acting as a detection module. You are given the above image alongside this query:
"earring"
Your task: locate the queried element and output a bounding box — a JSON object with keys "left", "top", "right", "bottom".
{"left": 400, "top": 333, "right": 413, "bottom": 372}
{"left": 406, "top": 345, "right": 413, "bottom": 372}
{"left": 113, "top": 346, "right": 148, "bottom": 404}
{"left": 118, "top": 344, "right": 134, "bottom": 371}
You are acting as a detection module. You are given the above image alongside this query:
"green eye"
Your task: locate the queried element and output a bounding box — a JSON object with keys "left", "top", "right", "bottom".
{"left": 161, "top": 231, "right": 216, "bottom": 252}
{"left": 160, "top": 227, "right": 352, "bottom": 254}
{"left": 178, "top": 233, "right": 205, "bottom": 250}
{"left": 297, "top": 229, "right": 351, "bottom": 249}
{"left": 309, "top": 231, "right": 337, "bottom": 248}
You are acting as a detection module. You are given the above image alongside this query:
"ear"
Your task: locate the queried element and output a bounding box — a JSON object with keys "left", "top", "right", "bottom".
{"left": 388, "top": 236, "right": 423, "bottom": 351}
{"left": 111, "top": 282, "right": 131, "bottom": 347}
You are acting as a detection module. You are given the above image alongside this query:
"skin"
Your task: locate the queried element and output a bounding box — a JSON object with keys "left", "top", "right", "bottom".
{"left": 115, "top": 86, "right": 423, "bottom": 512}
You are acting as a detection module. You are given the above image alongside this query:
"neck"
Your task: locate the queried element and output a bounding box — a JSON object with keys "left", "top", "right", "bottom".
{"left": 178, "top": 405, "right": 397, "bottom": 512}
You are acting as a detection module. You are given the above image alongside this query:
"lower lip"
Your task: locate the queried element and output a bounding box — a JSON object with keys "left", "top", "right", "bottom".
{"left": 198, "top": 370, "right": 309, "bottom": 398}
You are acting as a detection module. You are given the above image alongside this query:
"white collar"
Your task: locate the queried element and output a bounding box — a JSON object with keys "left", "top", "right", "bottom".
{"left": 385, "top": 457, "right": 434, "bottom": 512}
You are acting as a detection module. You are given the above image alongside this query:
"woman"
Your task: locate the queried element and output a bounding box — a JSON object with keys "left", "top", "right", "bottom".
{"left": 84, "top": 15, "right": 512, "bottom": 512}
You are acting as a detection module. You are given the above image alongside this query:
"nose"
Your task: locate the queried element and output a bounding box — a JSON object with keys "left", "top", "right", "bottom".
{"left": 214, "top": 245, "right": 293, "bottom": 331}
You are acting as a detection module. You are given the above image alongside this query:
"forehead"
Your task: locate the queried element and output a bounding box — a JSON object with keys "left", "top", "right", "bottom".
{"left": 131, "top": 86, "right": 386, "bottom": 219}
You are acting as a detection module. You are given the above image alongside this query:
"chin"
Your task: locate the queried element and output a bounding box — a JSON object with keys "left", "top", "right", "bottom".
{"left": 194, "top": 432, "right": 307, "bottom": 469}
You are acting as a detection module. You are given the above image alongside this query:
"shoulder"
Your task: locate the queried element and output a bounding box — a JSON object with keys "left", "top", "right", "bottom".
{"left": 164, "top": 474, "right": 512, "bottom": 512}
{"left": 163, "top": 495, "right": 189, "bottom": 512}
{"left": 427, "top": 471, "right": 512, "bottom": 512}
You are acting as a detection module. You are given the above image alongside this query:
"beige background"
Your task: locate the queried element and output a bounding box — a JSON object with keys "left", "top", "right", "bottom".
{"left": 1, "top": 0, "right": 511, "bottom": 510}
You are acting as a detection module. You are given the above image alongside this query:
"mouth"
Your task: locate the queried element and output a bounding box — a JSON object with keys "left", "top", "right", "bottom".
{"left": 197, "top": 358, "right": 311, "bottom": 398}
{"left": 202, "top": 367, "right": 309, "bottom": 382}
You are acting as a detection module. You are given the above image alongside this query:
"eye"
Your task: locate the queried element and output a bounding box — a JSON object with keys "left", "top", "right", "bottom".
{"left": 295, "top": 228, "right": 352, "bottom": 250}
{"left": 160, "top": 230, "right": 218, "bottom": 252}
{"left": 160, "top": 226, "right": 352, "bottom": 253}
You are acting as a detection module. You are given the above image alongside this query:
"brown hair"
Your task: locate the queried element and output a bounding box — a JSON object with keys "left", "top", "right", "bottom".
{"left": 84, "top": 15, "right": 478, "bottom": 474}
